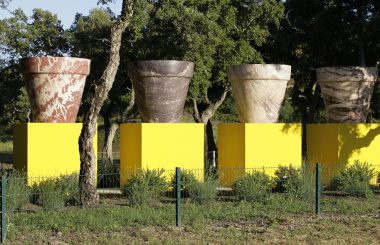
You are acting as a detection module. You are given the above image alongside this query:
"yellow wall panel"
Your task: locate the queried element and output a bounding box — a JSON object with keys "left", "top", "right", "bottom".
{"left": 13, "top": 123, "right": 97, "bottom": 185}
{"left": 120, "top": 123, "right": 204, "bottom": 185}
{"left": 217, "top": 124, "right": 245, "bottom": 186}
{"left": 307, "top": 124, "right": 380, "bottom": 185}
{"left": 218, "top": 123, "right": 302, "bottom": 186}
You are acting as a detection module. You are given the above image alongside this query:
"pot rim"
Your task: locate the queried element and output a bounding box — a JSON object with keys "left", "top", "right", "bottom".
{"left": 128, "top": 60, "right": 194, "bottom": 78}
{"left": 228, "top": 64, "right": 291, "bottom": 80}
{"left": 316, "top": 66, "right": 378, "bottom": 83}
{"left": 20, "top": 56, "right": 91, "bottom": 75}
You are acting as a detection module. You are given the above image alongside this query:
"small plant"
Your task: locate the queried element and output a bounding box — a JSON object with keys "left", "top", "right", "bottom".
{"left": 187, "top": 174, "right": 218, "bottom": 204}
{"left": 32, "top": 174, "right": 80, "bottom": 210}
{"left": 273, "top": 164, "right": 315, "bottom": 199}
{"left": 170, "top": 170, "right": 198, "bottom": 197}
{"left": 274, "top": 165, "right": 301, "bottom": 193}
{"left": 6, "top": 171, "right": 30, "bottom": 211}
{"left": 330, "top": 161, "right": 374, "bottom": 198}
{"left": 232, "top": 171, "right": 272, "bottom": 202}
{"left": 123, "top": 169, "right": 168, "bottom": 206}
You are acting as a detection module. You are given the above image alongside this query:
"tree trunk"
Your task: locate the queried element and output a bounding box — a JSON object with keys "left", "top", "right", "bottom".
{"left": 192, "top": 89, "right": 228, "bottom": 168}
{"left": 78, "top": 0, "right": 134, "bottom": 206}
{"left": 102, "top": 123, "right": 119, "bottom": 165}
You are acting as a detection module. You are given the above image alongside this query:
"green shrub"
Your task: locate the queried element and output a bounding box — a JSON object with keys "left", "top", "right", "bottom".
{"left": 32, "top": 174, "right": 80, "bottom": 210}
{"left": 232, "top": 171, "right": 272, "bottom": 202}
{"left": 170, "top": 170, "right": 198, "bottom": 197}
{"left": 188, "top": 175, "right": 218, "bottom": 204}
{"left": 330, "top": 161, "right": 374, "bottom": 198}
{"left": 123, "top": 169, "right": 168, "bottom": 206}
{"left": 273, "top": 164, "right": 314, "bottom": 199}
{"left": 6, "top": 171, "right": 30, "bottom": 211}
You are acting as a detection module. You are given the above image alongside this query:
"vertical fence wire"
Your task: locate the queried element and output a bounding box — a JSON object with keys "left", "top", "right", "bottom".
{"left": 1, "top": 175, "right": 6, "bottom": 244}
{"left": 315, "top": 163, "right": 321, "bottom": 215}
{"left": 175, "top": 167, "right": 181, "bottom": 227}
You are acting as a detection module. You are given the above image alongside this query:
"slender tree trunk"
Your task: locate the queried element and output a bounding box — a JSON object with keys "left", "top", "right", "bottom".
{"left": 102, "top": 123, "right": 119, "bottom": 164}
{"left": 192, "top": 89, "right": 228, "bottom": 168}
{"left": 78, "top": 0, "right": 134, "bottom": 206}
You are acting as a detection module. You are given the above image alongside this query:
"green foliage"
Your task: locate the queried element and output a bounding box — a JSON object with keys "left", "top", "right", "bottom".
{"left": 274, "top": 165, "right": 302, "bottom": 193}
{"left": 232, "top": 171, "right": 272, "bottom": 202}
{"left": 6, "top": 171, "right": 30, "bottom": 211}
{"left": 187, "top": 175, "right": 218, "bottom": 205}
{"left": 273, "top": 164, "right": 314, "bottom": 199}
{"left": 32, "top": 174, "right": 80, "bottom": 210}
{"left": 377, "top": 172, "right": 380, "bottom": 187}
{"left": 122, "top": 169, "right": 168, "bottom": 206}
{"left": 170, "top": 170, "right": 198, "bottom": 196}
{"left": 330, "top": 162, "right": 375, "bottom": 198}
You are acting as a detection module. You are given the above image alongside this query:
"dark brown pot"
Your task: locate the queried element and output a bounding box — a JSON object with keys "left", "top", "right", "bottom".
{"left": 128, "top": 60, "right": 194, "bottom": 122}
{"left": 317, "top": 67, "right": 378, "bottom": 123}
{"left": 20, "top": 57, "right": 91, "bottom": 123}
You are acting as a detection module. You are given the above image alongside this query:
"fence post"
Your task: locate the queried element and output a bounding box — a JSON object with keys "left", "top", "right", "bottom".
{"left": 1, "top": 175, "right": 6, "bottom": 244}
{"left": 175, "top": 167, "right": 181, "bottom": 227}
{"left": 315, "top": 163, "right": 321, "bottom": 215}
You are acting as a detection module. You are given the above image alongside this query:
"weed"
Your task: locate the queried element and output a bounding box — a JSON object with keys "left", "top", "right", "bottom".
{"left": 122, "top": 169, "right": 168, "bottom": 206}
{"left": 232, "top": 171, "right": 272, "bottom": 202}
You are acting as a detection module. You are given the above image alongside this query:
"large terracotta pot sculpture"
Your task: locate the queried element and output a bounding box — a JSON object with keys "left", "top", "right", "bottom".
{"left": 228, "top": 64, "right": 291, "bottom": 123}
{"left": 128, "top": 60, "right": 194, "bottom": 122}
{"left": 21, "top": 57, "right": 91, "bottom": 123}
{"left": 317, "top": 67, "right": 378, "bottom": 123}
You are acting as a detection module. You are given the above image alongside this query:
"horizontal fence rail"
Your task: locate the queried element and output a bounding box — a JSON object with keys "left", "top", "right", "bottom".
{"left": 0, "top": 162, "right": 378, "bottom": 243}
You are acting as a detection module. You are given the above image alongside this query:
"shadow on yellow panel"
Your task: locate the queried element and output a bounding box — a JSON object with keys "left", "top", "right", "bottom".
{"left": 218, "top": 123, "right": 302, "bottom": 187}
{"left": 307, "top": 124, "right": 380, "bottom": 185}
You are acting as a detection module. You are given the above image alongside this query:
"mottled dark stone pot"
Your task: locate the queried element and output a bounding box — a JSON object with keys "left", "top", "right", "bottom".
{"left": 128, "top": 60, "right": 194, "bottom": 122}
{"left": 317, "top": 67, "right": 378, "bottom": 123}
{"left": 228, "top": 64, "right": 291, "bottom": 123}
{"left": 20, "top": 57, "right": 91, "bottom": 123}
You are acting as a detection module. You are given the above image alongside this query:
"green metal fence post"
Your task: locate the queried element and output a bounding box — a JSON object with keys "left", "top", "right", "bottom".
{"left": 1, "top": 175, "right": 6, "bottom": 244}
{"left": 175, "top": 167, "right": 181, "bottom": 227}
{"left": 316, "top": 163, "right": 321, "bottom": 215}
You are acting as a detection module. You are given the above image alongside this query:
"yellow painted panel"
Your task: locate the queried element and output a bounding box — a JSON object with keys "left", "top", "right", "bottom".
{"left": 217, "top": 124, "right": 245, "bottom": 186}
{"left": 13, "top": 124, "right": 28, "bottom": 172}
{"left": 217, "top": 123, "right": 302, "bottom": 187}
{"left": 13, "top": 123, "right": 97, "bottom": 185}
{"left": 245, "top": 124, "right": 302, "bottom": 174}
{"left": 120, "top": 123, "right": 142, "bottom": 186}
{"left": 306, "top": 124, "right": 340, "bottom": 184}
{"left": 307, "top": 124, "right": 380, "bottom": 185}
{"left": 120, "top": 123, "right": 204, "bottom": 184}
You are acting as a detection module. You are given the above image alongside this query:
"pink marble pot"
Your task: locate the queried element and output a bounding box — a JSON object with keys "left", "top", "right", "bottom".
{"left": 20, "top": 57, "right": 91, "bottom": 123}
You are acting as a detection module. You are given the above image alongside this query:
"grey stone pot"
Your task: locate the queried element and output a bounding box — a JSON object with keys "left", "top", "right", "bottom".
{"left": 128, "top": 60, "right": 194, "bottom": 122}
{"left": 317, "top": 67, "right": 378, "bottom": 123}
{"left": 228, "top": 64, "right": 291, "bottom": 123}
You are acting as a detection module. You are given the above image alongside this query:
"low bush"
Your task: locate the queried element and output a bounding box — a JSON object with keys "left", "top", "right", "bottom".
{"left": 170, "top": 170, "right": 198, "bottom": 197}
{"left": 6, "top": 171, "right": 30, "bottom": 211}
{"left": 187, "top": 175, "right": 218, "bottom": 204}
{"left": 273, "top": 164, "right": 314, "bottom": 199}
{"left": 32, "top": 174, "right": 80, "bottom": 210}
{"left": 330, "top": 161, "right": 374, "bottom": 198}
{"left": 123, "top": 169, "right": 168, "bottom": 206}
{"left": 232, "top": 171, "right": 272, "bottom": 202}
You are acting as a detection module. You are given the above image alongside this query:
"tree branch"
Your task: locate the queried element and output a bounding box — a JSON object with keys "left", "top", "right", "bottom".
{"left": 78, "top": 0, "right": 134, "bottom": 206}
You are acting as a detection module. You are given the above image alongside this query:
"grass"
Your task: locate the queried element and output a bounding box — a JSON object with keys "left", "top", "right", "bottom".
{"left": 0, "top": 140, "right": 12, "bottom": 152}
{"left": 6, "top": 195, "right": 380, "bottom": 244}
